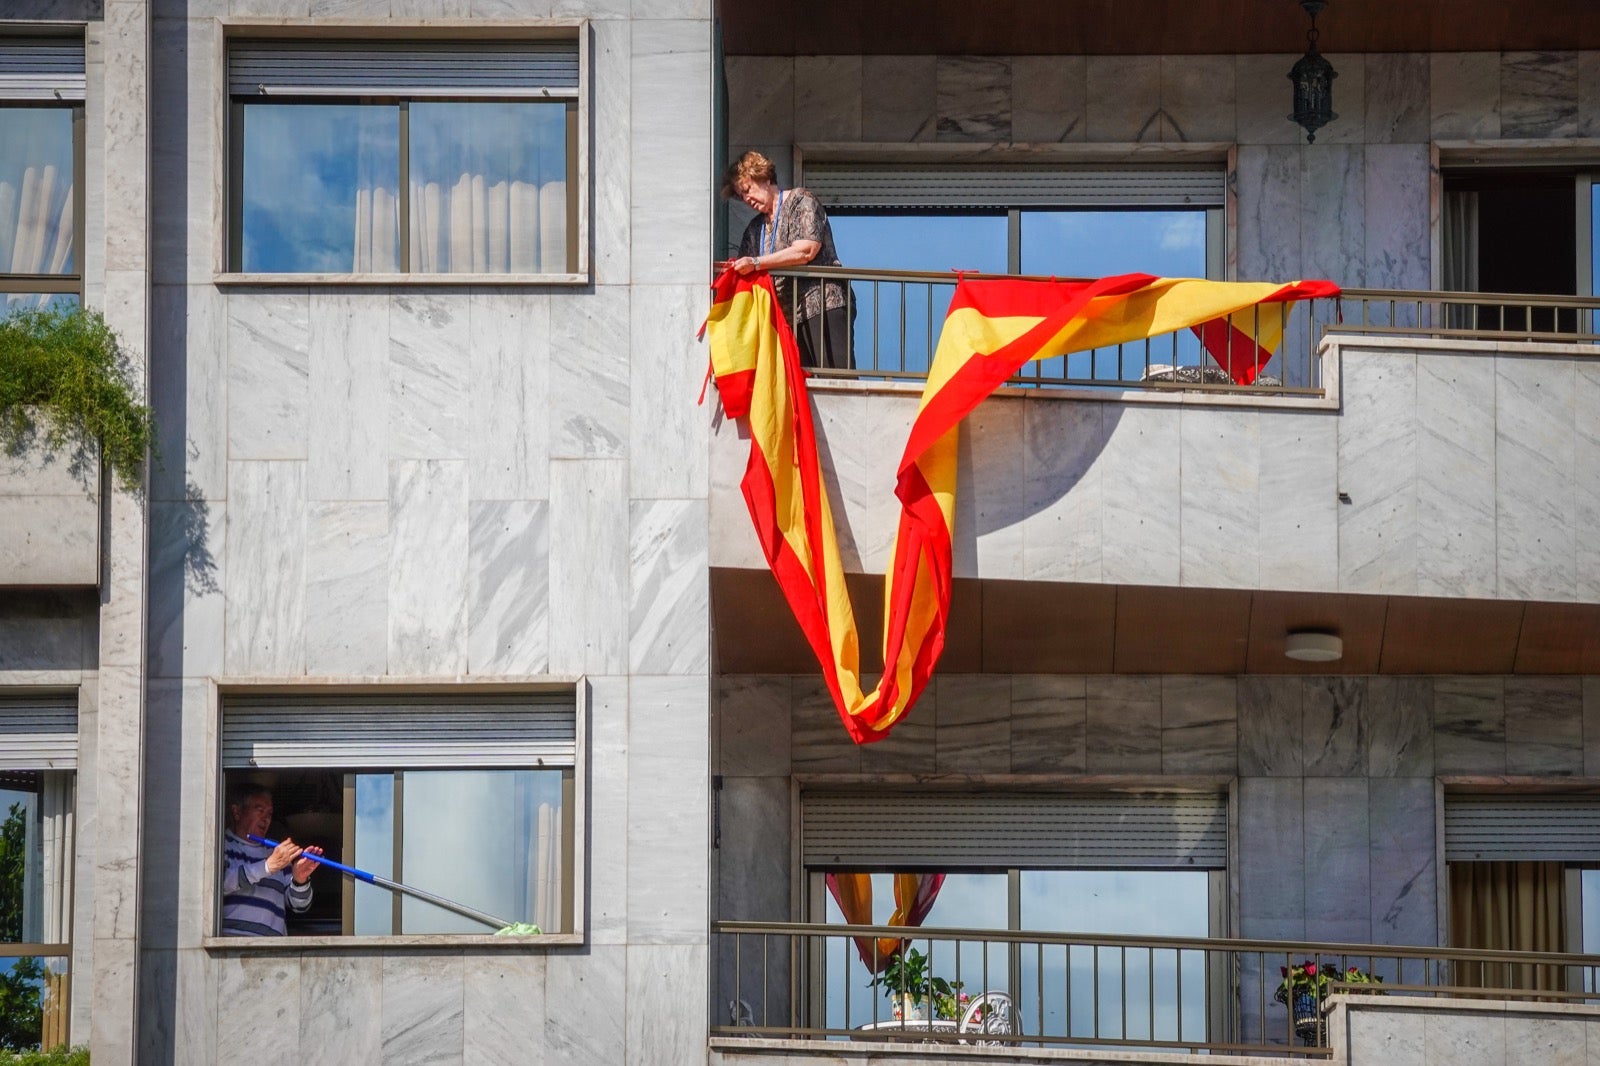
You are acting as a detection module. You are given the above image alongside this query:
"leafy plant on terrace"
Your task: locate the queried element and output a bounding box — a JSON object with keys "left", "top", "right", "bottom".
{"left": 0, "top": 306, "right": 151, "bottom": 493}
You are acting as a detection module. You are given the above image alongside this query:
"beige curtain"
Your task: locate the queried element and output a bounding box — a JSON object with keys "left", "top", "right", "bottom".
{"left": 1442, "top": 190, "right": 1480, "bottom": 329}
{"left": 0, "top": 164, "right": 75, "bottom": 311}
{"left": 405, "top": 176, "right": 567, "bottom": 274}
{"left": 1449, "top": 861, "right": 1566, "bottom": 993}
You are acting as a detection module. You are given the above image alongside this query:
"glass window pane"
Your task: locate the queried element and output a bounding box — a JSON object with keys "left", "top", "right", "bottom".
{"left": 399, "top": 769, "right": 566, "bottom": 934}
{"left": 408, "top": 101, "right": 569, "bottom": 274}
{"left": 829, "top": 213, "right": 1007, "bottom": 375}
{"left": 239, "top": 104, "right": 399, "bottom": 273}
{"left": 1020, "top": 870, "right": 1210, "bottom": 1044}
{"left": 0, "top": 955, "right": 69, "bottom": 1053}
{"left": 351, "top": 773, "right": 396, "bottom": 936}
{"left": 0, "top": 107, "right": 75, "bottom": 277}
{"left": 1, "top": 293, "right": 78, "bottom": 316}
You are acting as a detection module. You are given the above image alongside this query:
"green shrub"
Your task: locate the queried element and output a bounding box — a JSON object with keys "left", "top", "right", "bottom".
{"left": 0, "top": 306, "right": 151, "bottom": 493}
{"left": 0, "top": 1046, "right": 89, "bottom": 1065}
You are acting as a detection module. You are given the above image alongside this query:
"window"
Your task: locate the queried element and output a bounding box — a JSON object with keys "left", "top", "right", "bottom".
{"left": 226, "top": 37, "right": 581, "bottom": 276}
{"left": 804, "top": 791, "right": 1225, "bottom": 1041}
{"left": 0, "top": 693, "right": 78, "bottom": 1053}
{"left": 0, "top": 37, "right": 84, "bottom": 313}
{"left": 217, "top": 689, "right": 581, "bottom": 938}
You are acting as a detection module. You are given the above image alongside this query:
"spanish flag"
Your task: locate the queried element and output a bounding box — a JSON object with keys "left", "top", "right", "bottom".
{"left": 705, "top": 270, "right": 1338, "bottom": 743}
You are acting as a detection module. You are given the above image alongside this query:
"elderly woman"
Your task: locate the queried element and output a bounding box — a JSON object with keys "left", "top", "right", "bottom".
{"left": 723, "top": 150, "right": 853, "bottom": 370}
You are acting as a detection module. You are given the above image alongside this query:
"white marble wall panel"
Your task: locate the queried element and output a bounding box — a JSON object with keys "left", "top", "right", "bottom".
{"left": 1301, "top": 145, "right": 1364, "bottom": 287}
{"left": 1085, "top": 56, "right": 1161, "bottom": 142}
{"left": 305, "top": 501, "right": 389, "bottom": 676}
{"left": 1086, "top": 676, "right": 1161, "bottom": 773}
{"left": 863, "top": 56, "right": 936, "bottom": 142}
{"left": 1586, "top": 678, "right": 1600, "bottom": 777}
{"left": 726, "top": 56, "right": 795, "bottom": 147}
{"left": 1433, "top": 677, "right": 1506, "bottom": 774}
{"left": 0, "top": 495, "right": 100, "bottom": 586}
{"left": 1010, "top": 674, "right": 1087, "bottom": 773}
{"left": 1581, "top": 52, "right": 1600, "bottom": 139}
{"left": 1023, "top": 399, "right": 1106, "bottom": 583}
{"left": 1161, "top": 676, "right": 1237, "bottom": 774}
{"left": 1497, "top": 356, "right": 1576, "bottom": 601}
{"left": 1239, "top": 777, "right": 1305, "bottom": 929}
{"left": 227, "top": 292, "right": 310, "bottom": 461}
{"left": 1338, "top": 349, "right": 1418, "bottom": 594}
{"left": 149, "top": 500, "right": 225, "bottom": 679}
{"left": 1366, "top": 678, "right": 1433, "bottom": 777}
{"left": 1575, "top": 360, "right": 1600, "bottom": 599}
{"left": 718, "top": 675, "right": 793, "bottom": 777}
{"left": 708, "top": 412, "right": 761, "bottom": 565}
{"left": 717, "top": 776, "right": 789, "bottom": 920}
{"left": 1505, "top": 677, "right": 1583, "bottom": 776}
{"left": 1236, "top": 146, "right": 1302, "bottom": 282}
{"left": 1363, "top": 54, "right": 1428, "bottom": 144}
{"left": 1180, "top": 406, "right": 1260, "bottom": 589}
{"left": 552, "top": 284, "right": 629, "bottom": 459}
{"left": 630, "top": 498, "right": 708, "bottom": 674}
{"left": 1258, "top": 410, "right": 1338, "bottom": 591}
{"left": 628, "top": 676, "right": 709, "bottom": 943}
{"left": 549, "top": 460, "right": 628, "bottom": 675}
{"left": 214, "top": 955, "right": 299, "bottom": 1066}
{"left": 387, "top": 459, "right": 469, "bottom": 675}
{"left": 300, "top": 955, "right": 381, "bottom": 1063}
{"left": 587, "top": 676, "right": 630, "bottom": 946}
{"left": 1431, "top": 53, "right": 1501, "bottom": 139}
{"left": 1343, "top": 1006, "right": 1426, "bottom": 1062}
{"left": 1364, "top": 145, "right": 1431, "bottom": 292}
{"left": 467, "top": 499, "right": 549, "bottom": 675}
{"left": 1504, "top": 1015, "right": 1586, "bottom": 1066}
{"left": 468, "top": 291, "right": 549, "bottom": 501}
{"left": 1235, "top": 54, "right": 1302, "bottom": 146}
{"left": 790, "top": 676, "right": 862, "bottom": 773}
{"left": 1313, "top": 54, "right": 1367, "bottom": 147}
{"left": 224, "top": 461, "right": 306, "bottom": 675}
{"left": 956, "top": 396, "right": 1026, "bottom": 576}
{"left": 1416, "top": 354, "right": 1497, "bottom": 598}
{"left": 1098, "top": 403, "right": 1179, "bottom": 586}
{"left": 1424, "top": 1011, "right": 1506, "bottom": 1065}
{"left": 631, "top": 284, "right": 710, "bottom": 498}
{"left": 861, "top": 677, "right": 937, "bottom": 775}
{"left": 380, "top": 955, "right": 464, "bottom": 1064}
{"left": 151, "top": 284, "right": 226, "bottom": 502}
{"left": 544, "top": 946, "right": 626, "bottom": 1064}
{"left": 626, "top": 943, "right": 707, "bottom": 1064}
{"left": 793, "top": 56, "right": 861, "bottom": 142}
{"left": 0, "top": 610, "right": 84, "bottom": 674}
{"left": 631, "top": 20, "right": 712, "bottom": 285}
{"left": 1161, "top": 55, "right": 1235, "bottom": 143}
{"left": 1238, "top": 676, "right": 1304, "bottom": 776}
{"left": 1303, "top": 677, "right": 1366, "bottom": 777}
{"left": 1304, "top": 777, "right": 1370, "bottom": 943}
{"left": 1368, "top": 778, "right": 1437, "bottom": 944}
{"left": 1011, "top": 55, "right": 1085, "bottom": 143}
{"left": 933, "top": 674, "right": 1010, "bottom": 772}
{"left": 1502, "top": 51, "right": 1579, "bottom": 138}
{"left": 593, "top": 18, "right": 633, "bottom": 285}
{"left": 389, "top": 294, "right": 469, "bottom": 460}
{"left": 936, "top": 56, "right": 1011, "bottom": 141}
{"left": 463, "top": 955, "right": 547, "bottom": 1066}
{"left": 308, "top": 292, "right": 388, "bottom": 501}
{"left": 173, "top": 948, "right": 218, "bottom": 1066}
{"left": 814, "top": 392, "right": 909, "bottom": 574}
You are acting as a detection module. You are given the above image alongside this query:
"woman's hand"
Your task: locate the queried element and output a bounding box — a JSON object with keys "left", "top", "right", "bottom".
{"left": 734, "top": 255, "right": 760, "bottom": 275}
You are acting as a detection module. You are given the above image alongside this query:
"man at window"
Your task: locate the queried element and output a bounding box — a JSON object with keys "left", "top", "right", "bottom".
{"left": 221, "top": 783, "right": 323, "bottom": 937}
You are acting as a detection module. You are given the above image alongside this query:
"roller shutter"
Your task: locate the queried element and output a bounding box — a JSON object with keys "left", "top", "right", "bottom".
{"left": 802, "top": 163, "right": 1226, "bottom": 209}
{"left": 1444, "top": 794, "right": 1600, "bottom": 863}
{"left": 0, "top": 39, "right": 85, "bottom": 102}
{"left": 0, "top": 693, "right": 78, "bottom": 770}
{"left": 227, "top": 39, "right": 579, "bottom": 97}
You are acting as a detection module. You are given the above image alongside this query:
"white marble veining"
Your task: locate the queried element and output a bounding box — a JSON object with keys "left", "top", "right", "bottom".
{"left": 587, "top": 675, "right": 630, "bottom": 946}
{"left": 1586, "top": 677, "right": 1600, "bottom": 778}
{"left": 1238, "top": 777, "right": 1305, "bottom": 924}
{"left": 933, "top": 675, "right": 1011, "bottom": 773}
{"left": 631, "top": 20, "right": 712, "bottom": 285}
{"left": 1086, "top": 675, "right": 1162, "bottom": 773}
{"left": 1416, "top": 354, "right": 1497, "bottom": 598}
{"left": 1314, "top": 53, "right": 1367, "bottom": 146}
{"left": 1300, "top": 145, "right": 1365, "bottom": 287}
{"left": 1367, "top": 777, "right": 1437, "bottom": 944}
{"left": 592, "top": 18, "right": 633, "bottom": 285}
{"left": 214, "top": 955, "right": 300, "bottom": 1066}
{"left": 467, "top": 499, "right": 549, "bottom": 675}
{"left": 300, "top": 955, "right": 381, "bottom": 1062}
{"left": 1364, "top": 145, "right": 1431, "bottom": 291}
{"left": 387, "top": 459, "right": 469, "bottom": 675}
{"left": 223, "top": 461, "right": 306, "bottom": 675}
{"left": 1010, "top": 674, "right": 1088, "bottom": 773}
{"left": 308, "top": 291, "right": 389, "bottom": 502}
{"left": 1180, "top": 406, "right": 1260, "bottom": 589}
{"left": 1011, "top": 55, "right": 1085, "bottom": 143}
{"left": 1161, "top": 676, "right": 1237, "bottom": 774}
{"left": 227, "top": 291, "right": 310, "bottom": 461}
{"left": 544, "top": 946, "right": 626, "bottom": 1064}
{"left": 1505, "top": 677, "right": 1584, "bottom": 775}
{"left": 716, "top": 776, "right": 790, "bottom": 919}
{"left": 1433, "top": 676, "right": 1506, "bottom": 774}
{"left": 1236, "top": 146, "right": 1303, "bottom": 281}
{"left": 468, "top": 290, "right": 549, "bottom": 501}
{"left": 1098, "top": 403, "right": 1179, "bottom": 585}
{"left": 630, "top": 284, "right": 709, "bottom": 498}
{"left": 305, "top": 501, "right": 389, "bottom": 676}
{"left": 1575, "top": 359, "right": 1600, "bottom": 600}
{"left": 1502, "top": 1015, "right": 1585, "bottom": 1066}
{"left": 1303, "top": 677, "right": 1367, "bottom": 777}
{"left": 1431, "top": 53, "right": 1501, "bottom": 139}
{"left": 1337, "top": 348, "right": 1418, "bottom": 593}
{"left": 1423, "top": 1010, "right": 1506, "bottom": 1066}
{"left": 552, "top": 284, "right": 630, "bottom": 459}
{"left": 1366, "top": 677, "right": 1434, "bottom": 777}
{"left": 1258, "top": 410, "right": 1338, "bottom": 591}
{"left": 956, "top": 396, "right": 1026, "bottom": 577}
{"left": 1580, "top": 52, "right": 1600, "bottom": 138}
{"left": 1161, "top": 55, "right": 1236, "bottom": 142}
{"left": 380, "top": 955, "right": 464, "bottom": 1064}
{"left": 1238, "top": 675, "right": 1304, "bottom": 777}
{"left": 793, "top": 56, "right": 862, "bottom": 142}
{"left": 626, "top": 944, "right": 708, "bottom": 1063}
{"left": 717, "top": 675, "right": 792, "bottom": 778}
{"left": 462, "top": 955, "right": 546, "bottom": 1066}
{"left": 1303, "top": 777, "right": 1370, "bottom": 932}
{"left": 1344, "top": 1007, "right": 1425, "bottom": 1062}
{"left": 1023, "top": 399, "right": 1107, "bottom": 583}
{"left": 628, "top": 676, "right": 710, "bottom": 944}
{"left": 863, "top": 55, "right": 936, "bottom": 142}
{"left": 726, "top": 56, "right": 796, "bottom": 147}
{"left": 150, "top": 284, "right": 225, "bottom": 503}
{"left": 389, "top": 294, "right": 469, "bottom": 460}
{"left": 936, "top": 56, "right": 1011, "bottom": 142}
{"left": 1497, "top": 355, "right": 1576, "bottom": 601}
{"left": 1235, "top": 54, "right": 1302, "bottom": 146}
{"left": 1363, "top": 53, "right": 1429, "bottom": 144}
{"left": 148, "top": 499, "right": 225, "bottom": 680}
{"left": 549, "top": 460, "right": 629, "bottom": 675}
{"left": 1085, "top": 56, "right": 1161, "bottom": 142}
{"left": 790, "top": 675, "right": 862, "bottom": 774}
{"left": 813, "top": 392, "right": 909, "bottom": 574}
{"left": 629, "top": 498, "right": 708, "bottom": 675}
{"left": 1501, "top": 51, "right": 1579, "bottom": 138}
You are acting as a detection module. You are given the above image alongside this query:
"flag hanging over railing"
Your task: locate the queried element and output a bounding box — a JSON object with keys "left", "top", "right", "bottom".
{"left": 704, "top": 269, "right": 1339, "bottom": 744}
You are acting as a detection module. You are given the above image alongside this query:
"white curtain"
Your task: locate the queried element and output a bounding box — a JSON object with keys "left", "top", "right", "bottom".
{"left": 530, "top": 800, "right": 562, "bottom": 933}
{"left": 1443, "top": 190, "right": 1480, "bottom": 329}
{"left": 1, "top": 164, "right": 74, "bottom": 310}
{"left": 406, "top": 175, "right": 567, "bottom": 274}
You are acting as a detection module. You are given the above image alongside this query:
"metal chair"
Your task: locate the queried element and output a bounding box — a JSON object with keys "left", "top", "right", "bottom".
{"left": 957, "top": 990, "right": 1014, "bottom": 1045}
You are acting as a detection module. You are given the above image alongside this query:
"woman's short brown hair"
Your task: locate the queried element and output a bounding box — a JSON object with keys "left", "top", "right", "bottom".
{"left": 721, "top": 150, "right": 777, "bottom": 199}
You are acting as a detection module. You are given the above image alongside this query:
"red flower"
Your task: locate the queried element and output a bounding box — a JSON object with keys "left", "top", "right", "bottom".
{"left": 1303, "top": 963, "right": 1317, "bottom": 976}
{"left": 1280, "top": 967, "right": 1289, "bottom": 977}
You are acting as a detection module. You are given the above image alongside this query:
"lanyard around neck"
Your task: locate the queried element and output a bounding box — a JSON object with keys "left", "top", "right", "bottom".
{"left": 763, "top": 187, "right": 785, "bottom": 256}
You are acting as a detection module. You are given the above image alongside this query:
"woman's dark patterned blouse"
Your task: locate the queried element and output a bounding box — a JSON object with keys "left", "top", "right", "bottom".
{"left": 737, "top": 187, "right": 848, "bottom": 323}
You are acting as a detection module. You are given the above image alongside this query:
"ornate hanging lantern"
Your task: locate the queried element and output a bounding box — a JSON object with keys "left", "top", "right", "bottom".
{"left": 1288, "top": 0, "right": 1338, "bottom": 143}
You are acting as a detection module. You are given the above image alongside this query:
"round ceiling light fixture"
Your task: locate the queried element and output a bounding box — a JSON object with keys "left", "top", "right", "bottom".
{"left": 1285, "top": 630, "right": 1343, "bottom": 662}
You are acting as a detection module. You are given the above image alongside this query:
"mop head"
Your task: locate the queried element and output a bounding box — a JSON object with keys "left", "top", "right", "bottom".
{"left": 494, "top": 922, "right": 543, "bottom": 936}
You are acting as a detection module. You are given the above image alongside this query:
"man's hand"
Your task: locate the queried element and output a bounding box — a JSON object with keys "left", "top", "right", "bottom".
{"left": 265, "top": 838, "right": 303, "bottom": 875}
{"left": 291, "top": 846, "right": 324, "bottom": 885}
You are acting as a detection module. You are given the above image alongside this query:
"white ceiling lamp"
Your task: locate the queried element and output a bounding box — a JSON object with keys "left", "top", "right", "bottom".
{"left": 1285, "top": 630, "right": 1343, "bottom": 663}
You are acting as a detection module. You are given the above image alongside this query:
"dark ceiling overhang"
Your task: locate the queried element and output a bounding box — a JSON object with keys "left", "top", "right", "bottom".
{"left": 718, "top": 1, "right": 1600, "bottom": 57}
{"left": 712, "top": 567, "right": 1600, "bottom": 676}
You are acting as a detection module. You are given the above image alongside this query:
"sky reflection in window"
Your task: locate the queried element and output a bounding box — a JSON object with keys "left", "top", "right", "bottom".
{"left": 0, "top": 107, "right": 75, "bottom": 277}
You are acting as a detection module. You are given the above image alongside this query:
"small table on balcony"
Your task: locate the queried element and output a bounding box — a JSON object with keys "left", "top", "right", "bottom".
{"left": 855, "top": 1018, "right": 960, "bottom": 1041}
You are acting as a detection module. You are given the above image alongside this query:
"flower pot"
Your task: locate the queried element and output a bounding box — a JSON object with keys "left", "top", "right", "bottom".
{"left": 1290, "top": 989, "right": 1321, "bottom": 1045}
{"left": 900, "top": 995, "right": 928, "bottom": 1022}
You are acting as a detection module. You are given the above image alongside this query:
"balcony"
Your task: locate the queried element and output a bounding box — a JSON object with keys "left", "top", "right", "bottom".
{"left": 0, "top": 428, "right": 99, "bottom": 587}
{"left": 710, "top": 921, "right": 1600, "bottom": 1064}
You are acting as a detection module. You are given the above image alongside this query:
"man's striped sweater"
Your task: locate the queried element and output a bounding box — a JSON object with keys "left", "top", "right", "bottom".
{"left": 221, "top": 830, "right": 312, "bottom": 936}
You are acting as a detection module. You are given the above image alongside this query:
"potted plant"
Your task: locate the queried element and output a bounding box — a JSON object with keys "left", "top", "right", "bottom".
{"left": 0, "top": 306, "right": 152, "bottom": 493}
{"left": 869, "top": 946, "right": 952, "bottom": 1023}
{"left": 1274, "top": 960, "right": 1383, "bottom": 1045}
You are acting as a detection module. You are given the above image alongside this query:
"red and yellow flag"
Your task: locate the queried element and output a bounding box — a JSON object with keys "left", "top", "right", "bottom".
{"left": 705, "top": 270, "right": 1338, "bottom": 743}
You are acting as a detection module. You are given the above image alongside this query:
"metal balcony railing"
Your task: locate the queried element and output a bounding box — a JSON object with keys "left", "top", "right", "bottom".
{"left": 755, "top": 266, "right": 1600, "bottom": 397}
{"left": 712, "top": 920, "right": 1600, "bottom": 1059}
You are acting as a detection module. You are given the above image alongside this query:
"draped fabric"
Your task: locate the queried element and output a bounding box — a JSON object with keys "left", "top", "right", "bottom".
{"left": 0, "top": 163, "right": 74, "bottom": 311}
{"left": 703, "top": 268, "right": 1338, "bottom": 743}
{"left": 825, "top": 871, "right": 946, "bottom": 972}
{"left": 1449, "top": 860, "right": 1567, "bottom": 993}
{"left": 1442, "top": 190, "right": 1481, "bottom": 330}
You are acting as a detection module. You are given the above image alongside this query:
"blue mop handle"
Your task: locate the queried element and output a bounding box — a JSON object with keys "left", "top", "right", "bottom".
{"left": 248, "top": 834, "right": 375, "bottom": 882}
